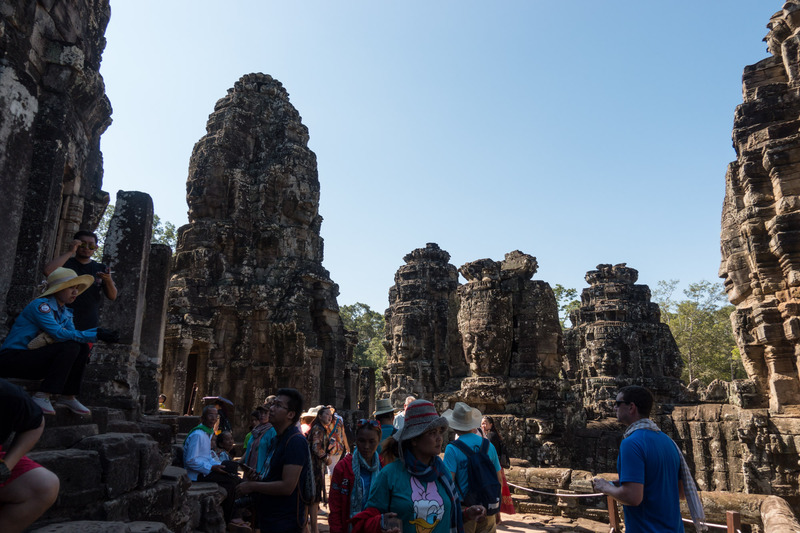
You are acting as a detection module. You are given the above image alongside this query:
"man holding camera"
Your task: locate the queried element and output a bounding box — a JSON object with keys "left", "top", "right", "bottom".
{"left": 44, "top": 230, "right": 117, "bottom": 331}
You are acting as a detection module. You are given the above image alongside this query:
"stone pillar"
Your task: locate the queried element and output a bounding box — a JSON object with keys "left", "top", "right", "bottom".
{"left": 358, "top": 367, "right": 376, "bottom": 415}
{"left": 139, "top": 243, "right": 171, "bottom": 413}
{"left": 83, "top": 191, "right": 153, "bottom": 413}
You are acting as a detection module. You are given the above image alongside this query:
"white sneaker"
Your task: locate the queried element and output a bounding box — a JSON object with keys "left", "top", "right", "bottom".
{"left": 32, "top": 395, "right": 55, "bottom": 415}
{"left": 57, "top": 397, "right": 91, "bottom": 415}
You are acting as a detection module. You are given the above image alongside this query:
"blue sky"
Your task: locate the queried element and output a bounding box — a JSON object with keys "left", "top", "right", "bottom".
{"left": 100, "top": 2, "right": 779, "bottom": 312}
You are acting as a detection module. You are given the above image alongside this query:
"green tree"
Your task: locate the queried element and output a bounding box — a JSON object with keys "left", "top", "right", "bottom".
{"left": 95, "top": 204, "right": 114, "bottom": 258}
{"left": 553, "top": 284, "right": 580, "bottom": 328}
{"left": 152, "top": 213, "right": 178, "bottom": 251}
{"left": 340, "top": 303, "right": 387, "bottom": 385}
{"left": 653, "top": 280, "right": 744, "bottom": 384}
{"left": 95, "top": 205, "right": 178, "bottom": 256}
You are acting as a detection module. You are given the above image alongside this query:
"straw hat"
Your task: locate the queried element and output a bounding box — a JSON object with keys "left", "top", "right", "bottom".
{"left": 301, "top": 406, "right": 320, "bottom": 420}
{"left": 40, "top": 268, "right": 94, "bottom": 298}
{"left": 441, "top": 402, "right": 483, "bottom": 432}
{"left": 373, "top": 398, "right": 395, "bottom": 417}
{"left": 394, "top": 399, "right": 448, "bottom": 442}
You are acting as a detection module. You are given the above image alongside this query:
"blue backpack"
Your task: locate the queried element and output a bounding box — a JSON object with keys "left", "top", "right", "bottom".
{"left": 450, "top": 438, "right": 501, "bottom": 515}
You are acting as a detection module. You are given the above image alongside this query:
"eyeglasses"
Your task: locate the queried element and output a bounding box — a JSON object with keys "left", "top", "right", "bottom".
{"left": 614, "top": 400, "right": 630, "bottom": 407}
{"left": 357, "top": 419, "right": 381, "bottom": 429}
{"left": 271, "top": 402, "right": 289, "bottom": 410}
{"left": 79, "top": 242, "right": 98, "bottom": 250}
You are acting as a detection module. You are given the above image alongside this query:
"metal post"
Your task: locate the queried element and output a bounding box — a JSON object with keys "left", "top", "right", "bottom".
{"left": 726, "top": 510, "right": 741, "bottom": 533}
{"left": 607, "top": 496, "right": 621, "bottom": 533}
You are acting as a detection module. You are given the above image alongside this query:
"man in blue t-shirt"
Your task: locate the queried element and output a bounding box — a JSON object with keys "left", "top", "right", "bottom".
{"left": 236, "top": 388, "right": 310, "bottom": 533}
{"left": 592, "top": 386, "right": 685, "bottom": 533}
{"left": 442, "top": 402, "right": 502, "bottom": 533}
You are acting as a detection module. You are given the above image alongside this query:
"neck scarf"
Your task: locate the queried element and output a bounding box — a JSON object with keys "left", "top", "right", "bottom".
{"left": 187, "top": 423, "right": 213, "bottom": 437}
{"left": 624, "top": 418, "right": 708, "bottom": 532}
{"left": 403, "top": 448, "right": 464, "bottom": 533}
{"left": 350, "top": 448, "right": 381, "bottom": 527}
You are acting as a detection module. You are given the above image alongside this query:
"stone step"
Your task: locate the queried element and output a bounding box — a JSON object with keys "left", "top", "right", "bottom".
{"left": 36, "top": 423, "right": 99, "bottom": 450}
{"left": 31, "top": 521, "right": 172, "bottom": 532}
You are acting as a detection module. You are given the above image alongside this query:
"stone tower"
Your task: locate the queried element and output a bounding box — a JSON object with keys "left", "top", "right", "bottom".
{"left": 719, "top": 3, "right": 800, "bottom": 412}
{"left": 565, "top": 263, "right": 683, "bottom": 419}
{"left": 383, "top": 243, "right": 465, "bottom": 405}
{"left": 456, "top": 251, "right": 564, "bottom": 414}
{"left": 161, "top": 74, "right": 351, "bottom": 432}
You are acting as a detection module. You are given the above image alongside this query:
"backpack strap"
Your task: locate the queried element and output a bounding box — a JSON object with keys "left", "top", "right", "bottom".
{"left": 451, "top": 438, "right": 475, "bottom": 457}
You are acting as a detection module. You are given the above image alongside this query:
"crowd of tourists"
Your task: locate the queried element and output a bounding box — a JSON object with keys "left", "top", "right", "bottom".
{"left": 177, "top": 389, "right": 519, "bottom": 533}
{"left": 0, "top": 228, "right": 708, "bottom": 533}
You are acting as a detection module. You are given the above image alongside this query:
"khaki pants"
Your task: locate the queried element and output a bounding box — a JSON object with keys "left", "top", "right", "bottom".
{"left": 463, "top": 513, "right": 496, "bottom": 533}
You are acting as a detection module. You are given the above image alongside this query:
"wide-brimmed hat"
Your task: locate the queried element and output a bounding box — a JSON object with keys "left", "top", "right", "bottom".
{"left": 394, "top": 399, "right": 448, "bottom": 442}
{"left": 374, "top": 398, "right": 395, "bottom": 417}
{"left": 40, "top": 268, "right": 94, "bottom": 298}
{"left": 442, "top": 402, "right": 483, "bottom": 432}
{"left": 300, "top": 406, "right": 319, "bottom": 420}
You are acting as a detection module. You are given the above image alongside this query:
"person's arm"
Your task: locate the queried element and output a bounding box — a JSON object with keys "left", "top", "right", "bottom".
{"left": 239, "top": 463, "right": 302, "bottom": 496}
{"left": 97, "top": 269, "right": 117, "bottom": 301}
{"left": 592, "top": 477, "right": 644, "bottom": 507}
{"left": 329, "top": 461, "right": 348, "bottom": 533}
{"left": 33, "top": 302, "right": 96, "bottom": 342}
{"left": 43, "top": 240, "right": 81, "bottom": 276}
{"left": 2, "top": 418, "right": 44, "bottom": 471}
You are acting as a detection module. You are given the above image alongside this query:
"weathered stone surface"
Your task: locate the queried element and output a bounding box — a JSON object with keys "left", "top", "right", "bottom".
{"left": 458, "top": 251, "right": 562, "bottom": 382}
{"left": 161, "top": 73, "right": 353, "bottom": 435}
{"left": 186, "top": 482, "right": 226, "bottom": 533}
{"left": 761, "top": 495, "right": 800, "bottom": 532}
{"left": 0, "top": 0, "right": 112, "bottom": 338}
{"left": 74, "top": 433, "right": 142, "bottom": 498}
{"left": 720, "top": 4, "right": 800, "bottom": 414}
{"left": 28, "top": 449, "right": 103, "bottom": 508}
{"left": 82, "top": 191, "right": 154, "bottom": 412}
{"left": 31, "top": 522, "right": 137, "bottom": 533}
{"left": 384, "top": 243, "right": 465, "bottom": 403}
{"left": 140, "top": 244, "right": 172, "bottom": 414}
{"left": 564, "top": 264, "right": 684, "bottom": 419}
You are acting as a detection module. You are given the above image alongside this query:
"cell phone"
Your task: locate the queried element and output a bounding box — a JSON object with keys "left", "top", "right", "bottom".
{"left": 239, "top": 463, "right": 254, "bottom": 472}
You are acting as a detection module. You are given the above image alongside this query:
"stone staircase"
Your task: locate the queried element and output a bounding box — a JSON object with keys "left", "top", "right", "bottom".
{"left": 3, "top": 383, "right": 226, "bottom": 533}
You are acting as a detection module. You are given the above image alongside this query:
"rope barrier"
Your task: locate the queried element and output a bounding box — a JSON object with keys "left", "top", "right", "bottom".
{"left": 508, "top": 482, "right": 741, "bottom": 533}
{"left": 506, "top": 481, "right": 604, "bottom": 498}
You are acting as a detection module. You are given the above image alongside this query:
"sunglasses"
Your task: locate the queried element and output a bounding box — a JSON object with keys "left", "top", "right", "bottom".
{"left": 79, "top": 242, "right": 98, "bottom": 250}
{"left": 614, "top": 400, "right": 630, "bottom": 406}
{"left": 356, "top": 419, "right": 381, "bottom": 429}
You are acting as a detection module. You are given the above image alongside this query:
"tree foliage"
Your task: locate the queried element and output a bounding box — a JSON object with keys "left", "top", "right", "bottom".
{"left": 553, "top": 284, "right": 580, "bottom": 328}
{"left": 652, "top": 280, "right": 745, "bottom": 385}
{"left": 340, "top": 303, "right": 387, "bottom": 385}
{"left": 95, "top": 205, "right": 177, "bottom": 257}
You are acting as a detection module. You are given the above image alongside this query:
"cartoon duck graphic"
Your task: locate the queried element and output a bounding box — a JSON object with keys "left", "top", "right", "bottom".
{"left": 408, "top": 477, "right": 445, "bottom": 533}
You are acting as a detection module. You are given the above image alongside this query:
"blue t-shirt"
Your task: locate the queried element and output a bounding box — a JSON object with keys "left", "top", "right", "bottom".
{"left": 367, "top": 460, "right": 454, "bottom": 533}
{"left": 617, "top": 429, "right": 683, "bottom": 533}
{"left": 259, "top": 425, "right": 310, "bottom": 533}
{"left": 443, "top": 433, "right": 501, "bottom": 500}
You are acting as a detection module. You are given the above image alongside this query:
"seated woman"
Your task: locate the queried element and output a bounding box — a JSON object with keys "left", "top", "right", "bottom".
{"left": 351, "top": 400, "right": 486, "bottom": 533}
{"left": 329, "top": 419, "right": 383, "bottom": 533}
{"left": 0, "top": 268, "right": 117, "bottom": 415}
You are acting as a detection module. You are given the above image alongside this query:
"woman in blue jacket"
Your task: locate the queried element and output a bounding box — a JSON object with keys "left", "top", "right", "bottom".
{"left": 0, "top": 268, "right": 116, "bottom": 415}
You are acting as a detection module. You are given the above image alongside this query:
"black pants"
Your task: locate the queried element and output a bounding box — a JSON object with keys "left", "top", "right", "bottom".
{"left": 198, "top": 468, "right": 241, "bottom": 523}
{"left": 0, "top": 341, "right": 89, "bottom": 395}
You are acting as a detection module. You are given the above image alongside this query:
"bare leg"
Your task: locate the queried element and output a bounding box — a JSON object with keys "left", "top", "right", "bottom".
{"left": 309, "top": 501, "right": 319, "bottom": 533}
{"left": 0, "top": 467, "right": 59, "bottom": 532}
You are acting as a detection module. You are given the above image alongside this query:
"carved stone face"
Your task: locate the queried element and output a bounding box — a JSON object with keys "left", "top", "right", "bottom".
{"left": 719, "top": 251, "right": 753, "bottom": 305}
{"left": 392, "top": 324, "right": 422, "bottom": 361}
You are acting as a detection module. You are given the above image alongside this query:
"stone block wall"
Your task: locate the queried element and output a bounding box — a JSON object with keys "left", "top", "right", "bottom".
{"left": 0, "top": 0, "right": 112, "bottom": 337}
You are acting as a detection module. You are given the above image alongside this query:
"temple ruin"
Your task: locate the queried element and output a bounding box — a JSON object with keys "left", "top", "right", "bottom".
{"left": 159, "top": 73, "right": 361, "bottom": 435}
{"left": 4, "top": 1, "right": 800, "bottom": 531}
